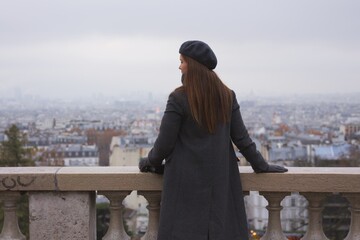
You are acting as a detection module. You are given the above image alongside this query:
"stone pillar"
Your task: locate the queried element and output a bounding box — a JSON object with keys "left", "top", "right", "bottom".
{"left": 101, "top": 191, "right": 131, "bottom": 240}
{"left": 343, "top": 193, "right": 360, "bottom": 240}
{"left": 138, "top": 191, "right": 161, "bottom": 240}
{"left": 301, "top": 193, "right": 329, "bottom": 240}
{"left": 29, "top": 191, "right": 96, "bottom": 240}
{"left": 0, "top": 192, "right": 26, "bottom": 240}
{"left": 260, "top": 192, "right": 288, "bottom": 240}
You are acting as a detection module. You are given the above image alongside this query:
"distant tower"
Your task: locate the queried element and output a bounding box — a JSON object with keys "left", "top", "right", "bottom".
{"left": 52, "top": 118, "right": 56, "bottom": 129}
{"left": 272, "top": 112, "right": 282, "bottom": 125}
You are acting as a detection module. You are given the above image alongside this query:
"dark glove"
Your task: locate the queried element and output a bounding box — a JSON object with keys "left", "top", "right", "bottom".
{"left": 149, "top": 164, "right": 165, "bottom": 174}
{"left": 139, "top": 157, "right": 151, "bottom": 172}
{"left": 256, "top": 164, "right": 288, "bottom": 173}
{"left": 139, "top": 158, "right": 164, "bottom": 175}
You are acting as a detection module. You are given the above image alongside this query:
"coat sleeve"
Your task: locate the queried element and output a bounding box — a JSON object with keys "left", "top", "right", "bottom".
{"left": 147, "top": 92, "right": 183, "bottom": 166}
{"left": 230, "top": 91, "right": 269, "bottom": 172}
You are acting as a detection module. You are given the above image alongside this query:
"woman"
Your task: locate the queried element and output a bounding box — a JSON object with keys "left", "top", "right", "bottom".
{"left": 139, "top": 40, "right": 287, "bottom": 240}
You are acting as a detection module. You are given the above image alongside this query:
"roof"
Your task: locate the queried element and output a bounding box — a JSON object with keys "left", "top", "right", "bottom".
{"left": 47, "top": 144, "right": 98, "bottom": 153}
{"left": 115, "top": 135, "right": 156, "bottom": 147}
{"left": 313, "top": 143, "right": 352, "bottom": 160}
{"left": 268, "top": 146, "right": 307, "bottom": 161}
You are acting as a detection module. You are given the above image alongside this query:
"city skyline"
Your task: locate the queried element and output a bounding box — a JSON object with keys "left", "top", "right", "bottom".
{"left": 1, "top": 1, "right": 360, "bottom": 99}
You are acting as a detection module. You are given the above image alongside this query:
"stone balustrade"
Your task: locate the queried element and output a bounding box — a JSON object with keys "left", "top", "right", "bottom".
{"left": 0, "top": 166, "right": 359, "bottom": 240}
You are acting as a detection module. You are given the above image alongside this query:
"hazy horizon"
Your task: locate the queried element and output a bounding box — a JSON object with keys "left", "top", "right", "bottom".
{"left": 1, "top": 1, "right": 359, "bottom": 100}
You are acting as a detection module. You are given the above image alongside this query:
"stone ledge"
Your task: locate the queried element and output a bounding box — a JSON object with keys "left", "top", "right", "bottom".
{"left": 0, "top": 167, "right": 60, "bottom": 191}
{"left": 242, "top": 167, "right": 360, "bottom": 192}
{"left": 56, "top": 166, "right": 163, "bottom": 191}
{"left": 0, "top": 166, "right": 359, "bottom": 193}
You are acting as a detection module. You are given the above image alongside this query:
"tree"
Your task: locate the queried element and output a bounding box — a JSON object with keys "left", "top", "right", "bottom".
{"left": 0, "top": 124, "right": 34, "bottom": 238}
{"left": 0, "top": 124, "right": 34, "bottom": 166}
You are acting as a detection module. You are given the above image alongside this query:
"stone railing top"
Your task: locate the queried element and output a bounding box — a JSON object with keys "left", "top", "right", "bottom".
{"left": 0, "top": 166, "right": 359, "bottom": 193}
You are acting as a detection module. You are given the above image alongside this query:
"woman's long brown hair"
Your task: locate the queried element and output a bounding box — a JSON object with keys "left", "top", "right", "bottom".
{"left": 181, "top": 55, "right": 233, "bottom": 134}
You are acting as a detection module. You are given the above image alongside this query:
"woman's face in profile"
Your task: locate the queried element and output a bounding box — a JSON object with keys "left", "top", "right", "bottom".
{"left": 179, "top": 55, "right": 188, "bottom": 74}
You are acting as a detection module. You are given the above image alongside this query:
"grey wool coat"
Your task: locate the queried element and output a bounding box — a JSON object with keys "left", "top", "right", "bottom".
{"left": 147, "top": 88, "right": 269, "bottom": 240}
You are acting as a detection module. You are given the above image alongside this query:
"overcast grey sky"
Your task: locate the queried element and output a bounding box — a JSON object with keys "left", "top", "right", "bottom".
{"left": 1, "top": 0, "right": 359, "bottom": 100}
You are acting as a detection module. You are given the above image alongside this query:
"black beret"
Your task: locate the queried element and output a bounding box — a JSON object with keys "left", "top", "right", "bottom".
{"left": 179, "top": 40, "right": 217, "bottom": 70}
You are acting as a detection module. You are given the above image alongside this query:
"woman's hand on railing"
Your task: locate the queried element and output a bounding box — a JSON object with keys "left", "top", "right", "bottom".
{"left": 256, "top": 164, "right": 288, "bottom": 173}
{"left": 139, "top": 157, "right": 164, "bottom": 174}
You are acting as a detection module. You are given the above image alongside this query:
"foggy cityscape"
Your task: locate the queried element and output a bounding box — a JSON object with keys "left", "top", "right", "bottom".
{"left": 1, "top": 90, "right": 359, "bottom": 167}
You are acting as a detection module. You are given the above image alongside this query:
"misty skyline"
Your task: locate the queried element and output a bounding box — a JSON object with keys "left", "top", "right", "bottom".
{"left": 1, "top": 1, "right": 359, "bottom": 99}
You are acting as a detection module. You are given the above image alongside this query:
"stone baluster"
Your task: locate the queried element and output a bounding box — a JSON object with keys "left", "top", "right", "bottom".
{"left": 138, "top": 191, "right": 161, "bottom": 240}
{"left": 301, "top": 193, "right": 329, "bottom": 240}
{"left": 260, "top": 192, "right": 288, "bottom": 240}
{"left": 0, "top": 192, "right": 26, "bottom": 240}
{"left": 101, "top": 191, "right": 132, "bottom": 240}
{"left": 343, "top": 193, "right": 360, "bottom": 240}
